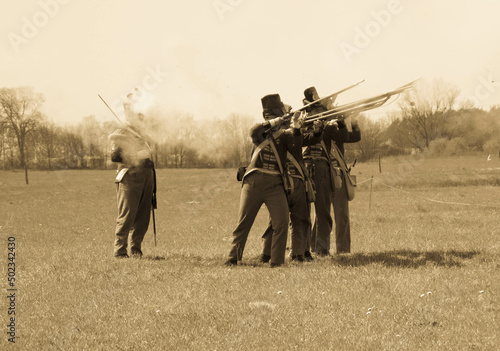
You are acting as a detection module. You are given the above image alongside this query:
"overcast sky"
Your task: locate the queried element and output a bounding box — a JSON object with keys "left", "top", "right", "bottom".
{"left": 1, "top": 0, "right": 499, "bottom": 125}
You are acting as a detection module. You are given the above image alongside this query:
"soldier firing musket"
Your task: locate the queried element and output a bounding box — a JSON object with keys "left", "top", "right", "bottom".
{"left": 100, "top": 91, "right": 157, "bottom": 258}
{"left": 303, "top": 79, "right": 417, "bottom": 256}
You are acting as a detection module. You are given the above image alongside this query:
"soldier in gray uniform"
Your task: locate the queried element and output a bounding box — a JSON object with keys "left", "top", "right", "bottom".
{"left": 109, "top": 102, "right": 154, "bottom": 258}
{"left": 226, "top": 94, "right": 304, "bottom": 267}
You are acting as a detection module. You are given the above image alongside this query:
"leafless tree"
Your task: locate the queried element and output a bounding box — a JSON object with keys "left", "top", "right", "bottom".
{"left": 398, "top": 79, "right": 460, "bottom": 151}
{"left": 0, "top": 87, "right": 45, "bottom": 184}
{"left": 0, "top": 121, "right": 8, "bottom": 170}
{"left": 37, "top": 121, "right": 59, "bottom": 169}
{"left": 351, "top": 114, "right": 387, "bottom": 161}
{"left": 206, "top": 113, "right": 255, "bottom": 167}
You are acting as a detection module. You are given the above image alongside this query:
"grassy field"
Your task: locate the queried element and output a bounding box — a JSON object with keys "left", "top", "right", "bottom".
{"left": 1, "top": 155, "right": 499, "bottom": 350}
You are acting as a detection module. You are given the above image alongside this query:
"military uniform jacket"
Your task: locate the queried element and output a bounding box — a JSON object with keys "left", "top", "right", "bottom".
{"left": 303, "top": 122, "right": 349, "bottom": 165}
{"left": 247, "top": 123, "right": 302, "bottom": 176}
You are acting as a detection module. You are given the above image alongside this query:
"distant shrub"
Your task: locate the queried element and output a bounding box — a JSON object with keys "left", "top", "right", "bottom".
{"left": 426, "top": 138, "right": 448, "bottom": 156}
{"left": 445, "top": 137, "right": 468, "bottom": 155}
{"left": 483, "top": 137, "right": 500, "bottom": 155}
{"left": 426, "top": 137, "right": 468, "bottom": 156}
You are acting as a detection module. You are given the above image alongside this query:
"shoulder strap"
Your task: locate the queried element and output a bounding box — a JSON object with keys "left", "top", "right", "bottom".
{"left": 269, "top": 133, "right": 285, "bottom": 176}
{"left": 330, "top": 141, "right": 349, "bottom": 172}
{"left": 269, "top": 132, "right": 291, "bottom": 192}
{"left": 286, "top": 151, "right": 306, "bottom": 179}
{"left": 243, "top": 129, "right": 284, "bottom": 178}
{"left": 320, "top": 140, "right": 333, "bottom": 164}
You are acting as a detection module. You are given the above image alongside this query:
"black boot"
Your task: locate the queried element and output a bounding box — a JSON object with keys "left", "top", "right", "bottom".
{"left": 291, "top": 255, "right": 304, "bottom": 262}
{"left": 304, "top": 251, "right": 314, "bottom": 262}
{"left": 259, "top": 254, "right": 271, "bottom": 263}
{"left": 225, "top": 259, "right": 237, "bottom": 266}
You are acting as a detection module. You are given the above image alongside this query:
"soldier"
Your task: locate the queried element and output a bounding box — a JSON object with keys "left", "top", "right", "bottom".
{"left": 302, "top": 86, "right": 349, "bottom": 256}
{"left": 109, "top": 99, "right": 155, "bottom": 258}
{"left": 260, "top": 118, "right": 323, "bottom": 263}
{"left": 226, "top": 94, "right": 304, "bottom": 267}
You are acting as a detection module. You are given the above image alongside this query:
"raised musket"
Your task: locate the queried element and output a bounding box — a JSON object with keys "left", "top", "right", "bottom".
{"left": 300, "top": 79, "right": 365, "bottom": 112}
{"left": 278, "top": 79, "right": 366, "bottom": 125}
{"left": 303, "top": 78, "right": 419, "bottom": 125}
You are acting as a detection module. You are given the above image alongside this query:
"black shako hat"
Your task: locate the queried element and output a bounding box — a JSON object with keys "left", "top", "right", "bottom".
{"left": 303, "top": 86, "right": 333, "bottom": 112}
{"left": 304, "top": 86, "right": 320, "bottom": 103}
{"left": 261, "top": 94, "right": 286, "bottom": 119}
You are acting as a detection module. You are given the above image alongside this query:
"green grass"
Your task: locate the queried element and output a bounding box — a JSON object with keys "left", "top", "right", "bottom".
{"left": 1, "top": 155, "right": 499, "bottom": 350}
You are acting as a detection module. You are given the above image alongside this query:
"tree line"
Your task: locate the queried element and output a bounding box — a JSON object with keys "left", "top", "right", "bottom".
{"left": 1, "top": 80, "right": 500, "bottom": 184}
{"left": 0, "top": 86, "right": 256, "bottom": 184}
{"left": 349, "top": 79, "right": 500, "bottom": 162}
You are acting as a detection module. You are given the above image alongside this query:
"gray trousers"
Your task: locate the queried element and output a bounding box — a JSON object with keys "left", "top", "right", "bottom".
{"left": 310, "top": 162, "right": 351, "bottom": 254}
{"left": 228, "top": 172, "right": 289, "bottom": 265}
{"left": 114, "top": 167, "right": 154, "bottom": 256}
{"left": 310, "top": 161, "right": 333, "bottom": 254}
{"left": 262, "top": 177, "right": 310, "bottom": 257}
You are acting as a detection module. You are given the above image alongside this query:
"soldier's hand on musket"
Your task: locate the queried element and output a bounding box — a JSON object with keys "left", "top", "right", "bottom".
{"left": 312, "top": 120, "right": 323, "bottom": 133}
{"left": 351, "top": 118, "right": 359, "bottom": 129}
{"left": 291, "top": 110, "right": 306, "bottom": 129}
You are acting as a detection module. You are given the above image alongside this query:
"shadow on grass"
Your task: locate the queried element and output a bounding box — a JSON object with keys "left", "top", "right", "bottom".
{"left": 142, "top": 253, "right": 224, "bottom": 267}
{"left": 130, "top": 250, "right": 481, "bottom": 268}
{"left": 329, "top": 249, "right": 481, "bottom": 268}
{"left": 141, "top": 254, "right": 282, "bottom": 268}
{"left": 143, "top": 255, "right": 167, "bottom": 261}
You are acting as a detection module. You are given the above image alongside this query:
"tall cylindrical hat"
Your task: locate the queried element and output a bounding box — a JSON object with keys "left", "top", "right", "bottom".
{"left": 261, "top": 94, "right": 286, "bottom": 118}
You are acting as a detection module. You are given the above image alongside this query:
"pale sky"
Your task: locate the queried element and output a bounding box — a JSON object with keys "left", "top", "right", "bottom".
{"left": 1, "top": 0, "right": 500, "bottom": 124}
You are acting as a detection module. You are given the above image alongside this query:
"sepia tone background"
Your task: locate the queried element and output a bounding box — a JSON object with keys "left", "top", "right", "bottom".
{"left": 1, "top": 0, "right": 499, "bottom": 124}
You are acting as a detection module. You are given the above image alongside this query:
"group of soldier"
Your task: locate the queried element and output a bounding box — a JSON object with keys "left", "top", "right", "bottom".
{"left": 108, "top": 87, "right": 361, "bottom": 266}
{"left": 226, "top": 87, "right": 361, "bottom": 267}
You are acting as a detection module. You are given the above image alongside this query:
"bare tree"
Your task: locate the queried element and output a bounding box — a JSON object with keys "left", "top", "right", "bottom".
{"left": 221, "top": 113, "right": 255, "bottom": 166}
{"left": 79, "top": 115, "right": 108, "bottom": 168}
{"left": 0, "top": 121, "right": 8, "bottom": 170}
{"left": 0, "top": 87, "right": 45, "bottom": 184}
{"left": 37, "top": 121, "right": 60, "bottom": 169}
{"left": 58, "top": 125, "right": 86, "bottom": 168}
{"left": 169, "top": 113, "right": 195, "bottom": 168}
{"left": 206, "top": 114, "right": 256, "bottom": 167}
{"left": 351, "top": 114, "right": 387, "bottom": 161}
{"left": 398, "top": 79, "right": 460, "bottom": 150}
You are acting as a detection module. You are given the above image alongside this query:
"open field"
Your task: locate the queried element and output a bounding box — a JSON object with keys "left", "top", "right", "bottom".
{"left": 1, "top": 155, "right": 499, "bottom": 350}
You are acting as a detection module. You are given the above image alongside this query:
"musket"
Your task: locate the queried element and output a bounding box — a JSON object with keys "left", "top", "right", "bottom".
{"left": 152, "top": 167, "right": 157, "bottom": 246}
{"left": 300, "top": 79, "right": 365, "bottom": 112}
{"left": 98, "top": 94, "right": 150, "bottom": 146}
{"left": 280, "top": 79, "right": 366, "bottom": 124}
{"left": 303, "top": 78, "right": 419, "bottom": 125}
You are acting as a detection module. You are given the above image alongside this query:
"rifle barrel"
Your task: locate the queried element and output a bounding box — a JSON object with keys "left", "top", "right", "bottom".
{"left": 98, "top": 94, "right": 124, "bottom": 125}
{"left": 303, "top": 79, "right": 417, "bottom": 125}
{"left": 299, "top": 79, "right": 365, "bottom": 112}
